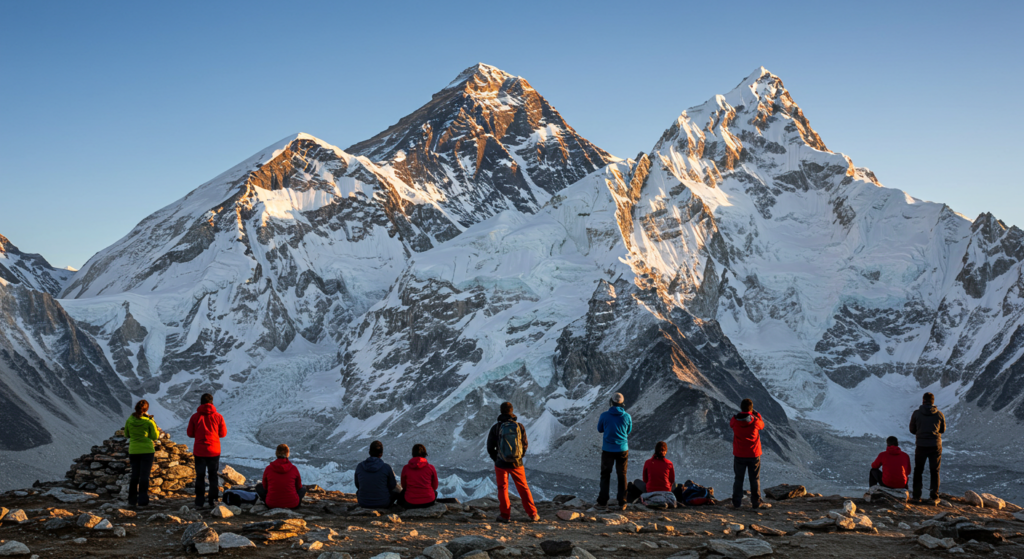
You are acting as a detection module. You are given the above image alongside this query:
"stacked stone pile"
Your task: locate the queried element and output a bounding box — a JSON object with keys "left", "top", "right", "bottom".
{"left": 63, "top": 430, "right": 206, "bottom": 499}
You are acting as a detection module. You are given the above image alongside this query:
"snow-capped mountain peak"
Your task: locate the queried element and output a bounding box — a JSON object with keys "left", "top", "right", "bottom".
{"left": 0, "top": 233, "right": 74, "bottom": 296}
{"left": 444, "top": 62, "right": 515, "bottom": 90}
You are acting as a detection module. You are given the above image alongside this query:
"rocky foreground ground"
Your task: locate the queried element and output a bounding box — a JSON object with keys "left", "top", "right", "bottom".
{"left": 1, "top": 484, "right": 1024, "bottom": 558}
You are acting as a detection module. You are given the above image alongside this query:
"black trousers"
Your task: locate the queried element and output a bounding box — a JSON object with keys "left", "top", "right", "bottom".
{"left": 194, "top": 455, "right": 221, "bottom": 506}
{"left": 128, "top": 453, "right": 155, "bottom": 506}
{"left": 626, "top": 479, "right": 646, "bottom": 503}
{"left": 732, "top": 456, "right": 761, "bottom": 507}
{"left": 397, "top": 489, "right": 437, "bottom": 509}
{"left": 255, "top": 482, "right": 308, "bottom": 509}
{"left": 597, "top": 450, "right": 629, "bottom": 505}
{"left": 913, "top": 447, "right": 941, "bottom": 500}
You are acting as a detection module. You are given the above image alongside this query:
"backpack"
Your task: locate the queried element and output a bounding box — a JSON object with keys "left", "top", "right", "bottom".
{"left": 496, "top": 421, "right": 524, "bottom": 464}
{"left": 223, "top": 489, "right": 258, "bottom": 506}
{"left": 678, "top": 480, "right": 714, "bottom": 506}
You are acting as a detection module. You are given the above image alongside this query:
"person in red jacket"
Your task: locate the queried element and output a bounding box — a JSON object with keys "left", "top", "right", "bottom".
{"left": 256, "top": 444, "right": 306, "bottom": 509}
{"left": 643, "top": 441, "right": 676, "bottom": 493}
{"left": 729, "top": 398, "right": 766, "bottom": 509}
{"left": 399, "top": 444, "right": 439, "bottom": 508}
{"left": 870, "top": 436, "right": 912, "bottom": 489}
{"left": 186, "top": 393, "right": 227, "bottom": 509}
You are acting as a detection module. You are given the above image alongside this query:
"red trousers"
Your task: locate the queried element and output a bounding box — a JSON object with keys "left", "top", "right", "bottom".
{"left": 495, "top": 466, "right": 538, "bottom": 519}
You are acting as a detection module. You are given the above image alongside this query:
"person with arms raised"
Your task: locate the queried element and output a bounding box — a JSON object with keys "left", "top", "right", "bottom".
{"left": 909, "top": 392, "right": 946, "bottom": 504}
{"left": 730, "top": 398, "right": 767, "bottom": 509}
{"left": 355, "top": 440, "right": 399, "bottom": 509}
{"left": 256, "top": 444, "right": 306, "bottom": 509}
{"left": 596, "top": 392, "right": 632, "bottom": 510}
{"left": 187, "top": 393, "right": 227, "bottom": 509}
{"left": 125, "top": 399, "right": 160, "bottom": 508}
{"left": 486, "top": 401, "right": 540, "bottom": 522}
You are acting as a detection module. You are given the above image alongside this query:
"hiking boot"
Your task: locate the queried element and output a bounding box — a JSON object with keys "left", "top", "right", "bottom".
{"left": 618, "top": 503, "right": 628, "bottom": 511}
{"left": 752, "top": 503, "right": 771, "bottom": 510}
{"left": 529, "top": 514, "right": 542, "bottom": 522}
{"left": 496, "top": 515, "right": 511, "bottom": 523}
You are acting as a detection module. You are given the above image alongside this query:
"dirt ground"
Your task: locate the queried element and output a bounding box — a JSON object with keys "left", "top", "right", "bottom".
{"left": 2, "top": 488, "right": 1024, "bottom": 558}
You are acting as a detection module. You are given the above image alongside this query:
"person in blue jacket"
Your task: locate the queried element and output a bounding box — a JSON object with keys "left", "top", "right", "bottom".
{"left": 596, "top": 392, "right": 632, "bottom": 509}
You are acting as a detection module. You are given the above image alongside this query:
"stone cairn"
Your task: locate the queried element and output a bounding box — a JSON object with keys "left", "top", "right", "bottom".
{"left": 64, "top": 430, "right": 199, "bottom": 499}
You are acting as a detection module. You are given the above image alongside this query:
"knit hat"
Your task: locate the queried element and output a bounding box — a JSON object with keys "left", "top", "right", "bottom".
{"left": 611, "top": 393, "right": 624, "bottom": 405}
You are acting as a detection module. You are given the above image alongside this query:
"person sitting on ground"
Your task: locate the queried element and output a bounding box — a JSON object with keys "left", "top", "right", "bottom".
{"left": 355, "top": 440, "right": 398, "bottom": 509}
{"left": 256, "top": 444, "right": 306, "bottom": 509}
{"left": 639, "top": 441, "right": 677, "bottom": 508}
{"left": 870, "top": 436, "right": 911, "bottom": 490}
{"left": 399, "top": 444, "right": 439, "bottom": 509}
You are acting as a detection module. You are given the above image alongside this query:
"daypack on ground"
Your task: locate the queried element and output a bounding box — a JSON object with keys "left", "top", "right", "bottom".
{"left": 676, "top": 480, "right": 715, "bottom": 506}
{"left": 223, "top": 489, "right": 259, "bottom": 506}
{"left": 496, "top": 421, "right": 523, "bottom": 463}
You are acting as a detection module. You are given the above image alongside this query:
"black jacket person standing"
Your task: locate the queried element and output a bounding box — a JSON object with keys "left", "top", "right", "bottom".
{"left": 909, "top": 392, "right": 946, "bottom": 503}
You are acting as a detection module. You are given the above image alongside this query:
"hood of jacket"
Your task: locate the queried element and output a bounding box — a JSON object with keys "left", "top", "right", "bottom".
{"left": 496, "top": 413, "right": 518, "bottom": 423}
{"left": 361, "top": 456, "right": 386, "bottom": 473}
{"left": 885, "top": 445, "right": 903, "bottom": 455}
{"left": 406, "top": 457, "right": 429, "bottom": 469}
{"left": 269, "top": 458, "right": 293, "bottom": 474}
{"left": 197, "top": 403, "right": 218, "bottom": 415}
{"left": 607, "top": 405, "right": 626, "bottom": 416}
{"left": 734, "top": 411, "right": 756, "bottom": 424}
{"left": 126, "top": 414, "right": 154, "bottom": 428}
{"left": 918, "top": 405, "right": 939, "bottom": 416}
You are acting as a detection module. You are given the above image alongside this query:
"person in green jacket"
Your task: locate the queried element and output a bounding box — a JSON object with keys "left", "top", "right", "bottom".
{"left": 125, "top": 399, "right": 160, "bottom": 507}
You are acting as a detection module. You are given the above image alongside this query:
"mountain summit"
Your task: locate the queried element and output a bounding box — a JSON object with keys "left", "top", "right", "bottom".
{"left": 348, "top": 63, "right": 615, "bottom": 233}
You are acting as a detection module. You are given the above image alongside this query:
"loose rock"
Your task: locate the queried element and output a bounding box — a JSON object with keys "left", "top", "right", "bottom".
{"left": 540, "top": 540, "right": 574, "bottom": 556}
{"left": 423, "top": 544, "right": 454, "bottom": 559}
{"left": 557, "top": 510, "right": 583, "bottom": 521}
{"left": 219, "top": 532, "right": 256, "bottom": 549}
{"left": 0, "top": 541, "right": 30, "bottom": 557}
{"left": 212, "top": 505, "right": 234, "bottom": 518}
{"left": 918, "top": 534, "right": 955, "bottom": 550}
{"left": 965, "top": 490, "right": 984, "bottom": 507}
{"left": 980, "top": 493, "right": 1005, "bottom": 510}
{"left": 708, "top": 538, "right": 774, "bottom": 558}
{"left": 446, "top": 535, "right": 503, "bottom": 558}
{"left": 764, "top": 484, "right": 806, "bottom": 501}
{"left": 77, "top": 512, "right": 103, "bottom": 529}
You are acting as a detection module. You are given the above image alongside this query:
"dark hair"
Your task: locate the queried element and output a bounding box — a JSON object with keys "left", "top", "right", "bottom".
{"left": 923, "top": 392, "right": 934, "bottom": 405}
{"left": 133, "top": 400, "right": 149, "bottom": 419}
{"left": 886, "top": 436, "right": 899, "bottom": 447}
{"left": 653, "top": 441, "right": 668, "bottom": 459}
{"left": 500, "top": 401, "right": 513, "bottom": 415}
{"left": 412, "top": 444, "right": 427, "bottom": 458}
{"left": 740, "top": 398, "right": 753, "bottom": 412}
{"left": 200, "top": 393, "right": 214, "bottom": 405}
{"left": 370, "top": 440, "right": 384, "bottom": 457}
{"left": 276, "top": 444, "right": 290, "bottom": 458}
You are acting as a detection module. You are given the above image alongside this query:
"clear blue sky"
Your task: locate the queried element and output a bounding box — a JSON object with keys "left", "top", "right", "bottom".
{"left": 2, "top": 1, "right": 1021, "bottom": 269}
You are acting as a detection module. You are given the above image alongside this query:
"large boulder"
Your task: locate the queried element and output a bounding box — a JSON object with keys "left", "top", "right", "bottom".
{"left": 764, "top": 484, "right": 806, "bottom": 501}
{"left": 708, "top": 538, "right": 774, "bottom": 558}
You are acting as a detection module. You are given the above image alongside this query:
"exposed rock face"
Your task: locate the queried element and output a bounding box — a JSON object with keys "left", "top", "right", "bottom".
{"left": 349, "top": 63, "right": 616, "bottom": 231}
{"left": 0, "top": 233, "right": 73, "bottom": 297}
{"left": 0, "top": 277, "right": 129, "bottom": 488}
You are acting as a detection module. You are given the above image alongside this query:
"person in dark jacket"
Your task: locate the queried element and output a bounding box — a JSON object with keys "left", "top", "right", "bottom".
{"left": 909, "top": 392, "right": 946, "bottom": 503}
{"left": 486, "top": 402, "right": 540, "bottom": 522}
{"left": 255, "top": 444, "right": 306, "bottom": 509}
{"left": 596, "top": 392, "right": 632, "bottom": 510}
{"left": 187, "top": 393, "right": 227, "bottom": 509}
{"left": 729, "top": 398, "right": 767, "bottom": 509}
{"left": 399, "top": 444, "right": 439, "bottom": 509}
{"left": 870, "top": 436, "right": 911, "bottom": 489}
{"left": 354, "top": 440, "right": 398, "bottom": 509}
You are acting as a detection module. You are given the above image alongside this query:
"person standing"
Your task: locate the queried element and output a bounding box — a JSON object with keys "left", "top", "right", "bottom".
{"left": 909, "top": 392, "right": 946, "bottom": 503}
{"left": 486, "top": 401, "right": 540, "bottom": 522}
{"left": 869, "top": 436, "right": 911, "bottom": 489}
{"left": 354, "top": 440, "right": 399, "bottom": 509}
{"left": 596, "top": 392, "right": 632, "bottom": 510}
{"left": 125, "top": 399, "right": 160, "bottom": 508}
{"left": 187, "top": 393, "right": 227, "bottom": 509}
{"left": 730, "top": 398, "right": 766, "bottom": 509}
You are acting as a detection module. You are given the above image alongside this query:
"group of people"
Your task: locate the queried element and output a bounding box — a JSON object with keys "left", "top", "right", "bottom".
{"left": 120, "top": 390, "right": 947, "bottom": 514}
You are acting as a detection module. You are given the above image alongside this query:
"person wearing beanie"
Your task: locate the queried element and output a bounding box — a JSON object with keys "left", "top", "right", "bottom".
{"left": 596, "top": 392, "right": 632, "bottom": 510}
